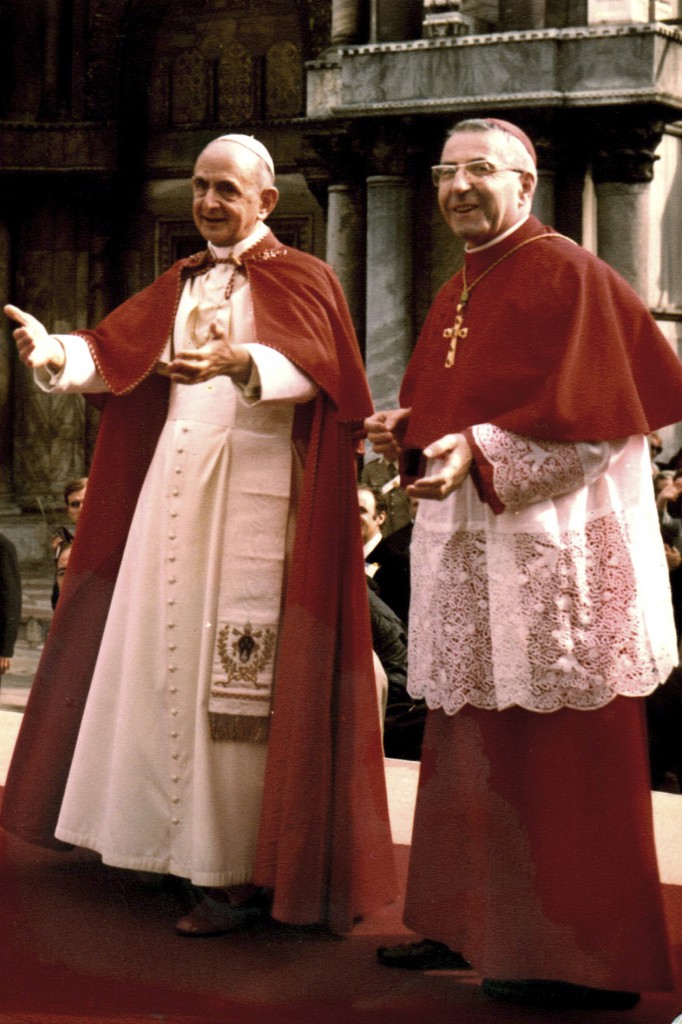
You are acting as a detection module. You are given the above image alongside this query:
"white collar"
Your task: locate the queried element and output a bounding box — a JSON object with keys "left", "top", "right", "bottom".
{"left": 464, "top": 214, "right": 530, "bottom": 254}
{"left": 363, "top": 533, "right": 383, "bottom": 559}
{"left": 208, "top": 220, "right": 269, "bottom": 262}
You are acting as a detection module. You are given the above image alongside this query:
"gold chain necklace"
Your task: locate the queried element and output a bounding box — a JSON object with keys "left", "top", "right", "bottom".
{"left": 210, "top": 254, "right": 244, "bottom": 300}
{"left": 443, "top": 233, "right": 557, "bottom": 368}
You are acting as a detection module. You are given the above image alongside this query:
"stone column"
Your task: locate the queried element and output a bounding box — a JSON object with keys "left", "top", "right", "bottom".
{"left": 43, "top": 0, "right": 63, "bottom": 115}
{"left": 532, "top": 132, "right": 558, "bottom": 228}
{"left": 591, "top": 117, "right": 664, "bottom": 300}
{"left": 327, "top": 184, "right": 366, "bottom": 347}
{"left": 370, "top": 0, "right": 422, "bottom": 41}
{"left": 365, "top": 151, "right": 414, "bottom": 410}
{"left": 320, "top": 129, "right": 367, "bottom": 348}
{"left": 0, "top": 219, "right": 19, "bottom": 512}
{"left": 331, "top": 0, "right": 367, "bottom": 44}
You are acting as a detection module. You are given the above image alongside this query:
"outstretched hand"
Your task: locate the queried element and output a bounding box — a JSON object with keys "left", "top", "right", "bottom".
{"left": 4, "top": 304, "right": 64, "bottom": 370}
{"left": 364, "top": 408, "right": 411, "bottom": 462}
{"left": 407, "top": 433, "right": 472, "bottom": 501}
{"left": 168, "top": 319, "right": 252, "bottom": 385}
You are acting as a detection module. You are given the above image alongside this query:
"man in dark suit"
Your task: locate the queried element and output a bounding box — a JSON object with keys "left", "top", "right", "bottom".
{"left": 359, "top": 485, "right": 411, "bottom": 625}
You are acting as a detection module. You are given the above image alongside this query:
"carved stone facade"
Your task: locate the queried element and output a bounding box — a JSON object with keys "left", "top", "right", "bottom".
{"left": 2, "top": 0, "right": 682, "bottom": 545}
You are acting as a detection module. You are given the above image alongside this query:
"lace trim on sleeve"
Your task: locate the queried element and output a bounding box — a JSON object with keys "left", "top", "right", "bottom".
{"left": 408, "top": 508, "right": 675, "bottom": 714}
{"left": 472, "top": 424, "right": 587, "bottom": 511}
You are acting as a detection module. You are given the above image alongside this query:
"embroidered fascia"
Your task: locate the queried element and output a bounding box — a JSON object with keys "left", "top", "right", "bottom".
{"left": 408, "top": 425, "right": 678, "bottom": 714}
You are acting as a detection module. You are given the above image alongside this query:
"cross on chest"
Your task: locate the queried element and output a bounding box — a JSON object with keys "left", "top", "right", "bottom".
{"left": 443, "top": 298, "right": 468, "bottom": 368}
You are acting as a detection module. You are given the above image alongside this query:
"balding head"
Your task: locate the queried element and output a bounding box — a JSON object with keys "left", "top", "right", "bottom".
{"left": 192, "top": 139, "right": 279, "bottom": 248}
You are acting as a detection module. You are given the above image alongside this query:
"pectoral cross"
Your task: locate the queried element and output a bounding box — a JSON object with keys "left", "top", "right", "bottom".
{"left": 443, "top": 293, "right": 469, "bottom": 368}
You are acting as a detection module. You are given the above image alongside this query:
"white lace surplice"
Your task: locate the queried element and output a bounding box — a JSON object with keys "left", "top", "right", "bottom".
{"left": 409, "top": 427, "right": 677, "bottom": 714}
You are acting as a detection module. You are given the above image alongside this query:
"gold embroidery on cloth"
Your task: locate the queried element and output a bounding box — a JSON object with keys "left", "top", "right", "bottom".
{"left": 209, "top": 621, "right": 277, "bottom": 743}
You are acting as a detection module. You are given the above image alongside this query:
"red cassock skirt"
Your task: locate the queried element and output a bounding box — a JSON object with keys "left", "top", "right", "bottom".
{"left": 404, "top": 697, "right": 675, "bottom": 991}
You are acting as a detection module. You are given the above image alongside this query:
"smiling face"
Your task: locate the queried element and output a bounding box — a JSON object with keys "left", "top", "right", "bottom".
{"left": 437, "top": 129, "right": 536, "bottom": 247}
{"left": 191, "top": 140, "right": 279, "bottom": 248}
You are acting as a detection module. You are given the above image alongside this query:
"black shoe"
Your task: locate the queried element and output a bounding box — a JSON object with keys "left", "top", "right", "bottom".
{"left": 377, "top": 938, "right": 472, "bottom": 971}
{"left": 482, "top": 978, "right": 640, "bottom": 1011}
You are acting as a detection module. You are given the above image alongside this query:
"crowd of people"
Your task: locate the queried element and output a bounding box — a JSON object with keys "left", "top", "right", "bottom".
{"left": 647, "top": 434, "right": 682, "bottom": 791}
{"left": 2, "top": 119, "right": 682, "bottom": 1013}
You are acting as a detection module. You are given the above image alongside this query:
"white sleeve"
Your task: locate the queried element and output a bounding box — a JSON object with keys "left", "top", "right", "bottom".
{"left": 239, "top": 343, "right": 318, "bottom": 405}
{"left": 34, "top": 335, "right": 110, "bottom": 394}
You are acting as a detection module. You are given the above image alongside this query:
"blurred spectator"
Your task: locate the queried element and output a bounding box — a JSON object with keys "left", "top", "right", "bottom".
{"left": 359, "top": 485, "right": 411, "bottom": 625}
{"left": 648, "top": 432, "right": 665, "bottom": 475}
{"left": 64, "top": 477, "right": 88, "bottom": 526}
{"left": 662, "top": 443, "right": 682, "bottom": 473}
{"left": 361, "top": 456, "right": 412, "bottom": 537}
{"left": 646, "top": 471, "right": 682, "bottom": 790}
{"left": 0, "top": 533, "right": 21, "bottom": 676}
{"left": 48, "top": 476, "right": 87, "bottom": 606}
{"left": 655, "top": 469, "right": 682, "bottom": 525}
{"left": 51, "top": 540, "right": 73, "bottom": 611}
{"left": 367, "top": 582, "right": 424, "bottom": 760}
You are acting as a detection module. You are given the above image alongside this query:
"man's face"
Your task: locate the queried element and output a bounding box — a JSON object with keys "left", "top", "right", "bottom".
{"left": 436, "top": 130, "right": 535, "bottom": 246}
{"left": 66, "top": 486, "right": 86, "bottom": 524}
{"left": 192, "top": 141, "right": 278, "bottom": 248}
{"left": 358, "top": 488, "right": 385, "bottom": 544}
{"left": 56, "top": 546, "right": 71, "bottom": 590}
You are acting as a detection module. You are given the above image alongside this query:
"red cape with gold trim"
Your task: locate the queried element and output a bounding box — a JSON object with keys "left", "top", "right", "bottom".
{"left": 401, "top": 215, "right": 682, "bottom": 449}
{"left": 1, "top": 232, "right": 397, "bottom": 933}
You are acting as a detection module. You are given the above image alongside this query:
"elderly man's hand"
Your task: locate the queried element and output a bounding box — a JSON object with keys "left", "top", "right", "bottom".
{"left": 169, "top": 320, "right": 252, "bottom": 385}
{"left": 407, "top": 433, "right": 472, "bottom": 501}
{"left": 364, "top": 408, "right": 411, "bottom": 462}
{"left": 4, "top": 304, "right": 65, "bottom": 371}
{"left": 0, "top": 656, "right": 10, "bottom": 675}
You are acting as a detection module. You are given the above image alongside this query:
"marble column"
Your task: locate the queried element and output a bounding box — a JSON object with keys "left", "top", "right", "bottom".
{"left": 326, "top": 183, "right": 366, "bottom": 347}
{"left": 331, "top": 0, "right": 366, "bottom": 44}
{"left": 0, "top": 219, "right": 19, "bottom": 512}
{"left": 370, "top": 0, "right": 422, "bottom": 42}
{"left": 594, "top": 182, "right": 650, "bottom": 298}
{"left": 591, "top": 117, "right": 664, "bottom": 300}
{"left": 365, "top": 174, "right": 413, "bottom": 411}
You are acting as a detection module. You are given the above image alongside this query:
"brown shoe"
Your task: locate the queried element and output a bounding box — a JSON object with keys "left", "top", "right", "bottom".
{"left": 175, "top": 892, "right": 268, "bottom": 937}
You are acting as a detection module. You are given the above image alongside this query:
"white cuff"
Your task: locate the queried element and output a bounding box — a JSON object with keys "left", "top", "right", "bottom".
{"left": 240, "top": 343, "right": 317, "bottom": 405}
{"left": 34, "top": 335, "right": 109, "bottom": 393}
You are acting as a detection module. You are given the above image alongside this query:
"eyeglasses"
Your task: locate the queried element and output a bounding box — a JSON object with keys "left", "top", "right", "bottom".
{"left": 431, "top": 161, "right": 525, "bottom": 187}
{"left": 67, "top": 499, "right": 83, "bottom": 509}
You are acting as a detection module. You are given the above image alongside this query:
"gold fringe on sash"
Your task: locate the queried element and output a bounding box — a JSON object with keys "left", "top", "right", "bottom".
{"left": 209, "top": 621, "right": 277, "bottom": 742}
{"left": 209, "top": 712, "right": 270, "bottom": 743}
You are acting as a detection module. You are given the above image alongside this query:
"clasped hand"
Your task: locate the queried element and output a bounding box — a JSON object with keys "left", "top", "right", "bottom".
{"left": 168, "top": 320, "right": 251, "bottom": 386}
{"left": 364, "top": 408, "right": 472, "bottom": 501}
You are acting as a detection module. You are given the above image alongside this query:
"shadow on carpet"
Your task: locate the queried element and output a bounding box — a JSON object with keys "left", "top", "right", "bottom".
{"left": 1, "top": 801, "right": 682, "bottom": 1023}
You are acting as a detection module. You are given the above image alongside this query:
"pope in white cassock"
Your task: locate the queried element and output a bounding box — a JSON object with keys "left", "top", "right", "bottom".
{"left": 2, "top": 134, "right": 396, "bottom": 936}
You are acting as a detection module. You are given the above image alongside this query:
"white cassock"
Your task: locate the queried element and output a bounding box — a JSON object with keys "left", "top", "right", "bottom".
{"left": 39, "top": 223, "right": 318, "bottom": 886}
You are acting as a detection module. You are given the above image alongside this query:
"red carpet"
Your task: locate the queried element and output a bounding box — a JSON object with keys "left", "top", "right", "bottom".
{"left": 1, "top": 790, "right": 682, "bottom": 1023}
